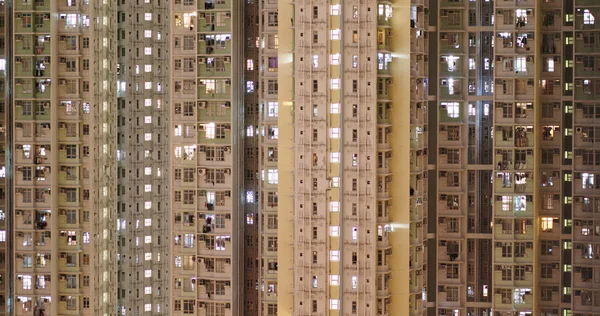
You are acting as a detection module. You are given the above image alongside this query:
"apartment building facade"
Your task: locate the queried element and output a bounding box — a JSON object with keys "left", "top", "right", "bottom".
{"left": 9, "top": 0, "right": 118, "bottom": 315}
{"left": 0, "top": 0, "right": 600, "bottom": 316}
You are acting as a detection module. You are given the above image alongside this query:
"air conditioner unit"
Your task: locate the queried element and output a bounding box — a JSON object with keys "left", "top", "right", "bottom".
{"left": 59, "top": 79, "right": 66, "bottom": 86}
{"left": 224, "top": 147, "right": 230, "bottom": 153}
{"left": 575, "top": 80, "right": 583, "bottom": 87}
{"left": 60, "top": 57, "right": 66, "bottom": 63}
{"left": 199, "top": 34, "right": 206, "bottom": 41}
{"left": 198, "top": 168, "right": 206, "bottom": 174}
{"left": 198, "top": 57, "right": 206, "bottom": 64}
{"left": 576, "top": 127, "right": 582, "bottom": 133}
{"left": 222, "top": 102, "right": 231, "bottom": 108}
{"left": 199, "top": 146, "right": 206, "bottom": 152}
{"left": 225, "top": 168, "right": 231, "bottom": 175}
{"left": 198, "top": 125, "right": 206, "bottom": 131}
{"left": 225, "top": 79, "right": 231, "bottom": 85}
{"left": 526, "top": 57, "right": 533, "bottom": 62}
{"left": 198, "top": 101, "right": 207, "bottom": 108}
{"left": 225, "top": 12, "right": 231, "bottom": 18}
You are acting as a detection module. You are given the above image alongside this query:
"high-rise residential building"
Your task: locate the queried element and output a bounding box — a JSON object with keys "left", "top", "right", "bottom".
{"left": 8, "top": 0, "right": 118, "bottom": 315}
{"left": 277, "top": 0, "right": 428, "bottom": 314}
{"left": 0, "top": 0, "right": 599, "bottom": 316}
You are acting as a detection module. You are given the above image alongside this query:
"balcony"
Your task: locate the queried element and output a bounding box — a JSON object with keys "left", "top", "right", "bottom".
{"left": 198, "top": 58, "right": 232, "bottom": 77}
{"left": 197, "top": 80, "right": 231, "bottom": 100}
{"left": 15, "top": 166, "right": 51, "bottom": 187}
{"left": 439, "top": 56, "right": 464, "bottom": 78}
{"left": 14, "top": 145, "right": 51, "bottom": 165}
{"left": 439, "top": 78, "right": 463, "bottom": 100}
{"left": 14, "top": 123, "right": 51, "bottom": 143}
{"left": 573, "top": 197, "right": 600, "bottom": 218}
{"left": 439, "top": 9, "right": 464, "bottom": 30}
{"left": 494, "top": 172, "right": 534, "bottom": 194}
{"left": 494, "top": 56, "right": 534, "bottom": 78}
{"left": 493, "top": 195, "right": 534, "bottom": 218}
{"left": 197, "top": 13, "right": 232, "bottom": 33}
{"left": 15, "top": 57, "right": 51, "bottom": 78}
{"left": 15, "top": 102, "right": 51, "bottom": 121}
{"left": 15, "top": 79, "right": 51, "bottom": 99}
{"left": 574, "top": 174, "right": 600, "bottom": 195}
{"left": 198, "top": 34, "right": 232, "bottom": 55}
{"left": 58, "top": 167, "right": 80, "bottom": 186}
{"left": 197, "top": 125, "right": 232, "bottom": 145}
{"left": 575, "top": 32, "right": 600, "bottom": 53}
{"left": 57, "top": 14, "right": 90, "bottom": 33}
{"left": 15, "top": 188, "right": 51, "bottom": 209}
{"left": 15, "top": 232, "right": 52, "bottom": 252}
{"left": 15, "top": 35, "right": 51, "bottom": 55}
{"left": 197, "top": 103, "right": 231, "bottom": 122}
{"left": 197, "top": 258, "right": 233, "bottom": 278}
{"left": 15, "top": 0, "right": 50, "bottom": 11}
{"left": 493, "top": 219, "right": 534, "bottom": 241}
{"left": 58, "top": 145, "right": 82, "bottom": 164}
{"left": 199, "top": 0, "right": 232, "bottom": 11}
{"left": 437, "top": 171, "right": 462, "bottom": 192}
{"left": 15, "top": 14, "right": 51, "bottom": 33}
{"left": 411, "top": 29, "right": 427, "bottom": 54}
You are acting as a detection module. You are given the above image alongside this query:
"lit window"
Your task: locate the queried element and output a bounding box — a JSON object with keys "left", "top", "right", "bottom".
{"left": 331, "top": 177, "right": 340, "bottom": 187}
{"left": 330, "top": 103, "right": 340, "bottom": 114}
{"left": 246, "top": 59, "right": 254, "bottom": 70}
{"left": 330, "top": 226, "right": 340, "bottom": 237}
{"left": 144, "top": 47, "right": 152, "bottom": 55}
{"left": 0, "top": 59, "right": 6, "bottom": 71}
{"left": 442, "top": 102, "right": 460, "bottom": 118}
{"left": 145, "top": 304, "right": 151, "bottom": 312}
{"left": 246, "top": 191, "right": 255, "bottom": 203}
{"left": 330, "top": 79, "right": 340, "bottom": 89}
{"left": 541, "top": 217, "right": 554, "bottom": 232}
{"left": 330, "top": 54, "right": 340, "bottom": 65}
{"left": 145, "top": 30, "right": 152, "bottom": 38}
{"left": 145, "top": 133, "right": 152, "bottom": 141}
{"left": 330, "top": 299, "right": 339, "bottom": 310}
{"left": 515, "top": 57, "right": 527, "bottom": 72}
{"left": 145, "top": 201, "right": 152, "bottom": 209}
{"left": 313, "top": 55, "right": 319, "bottom": 68}
{"left": 329, "top": 250, "right": 340, "bottom": 261}
{"left": 145, "top": 185, "right": 151, "bottom": 192}
{"left": 547, "top": 58, "right": 554, "bottom": 72}
{"left": 330, "top": 29, "right": 340, "bottom": 40}
{"left": 145, "top": 64, "right": 152, "bottom": 72}
{"left": 145, "top": 253, "right": 152, "bottom": 260}
{"left": 145, "top": 167, "right": 152, "bottom": 175}
{"left": 352, "top": 227, "right": 358, "bottom": 240}
{"left": 330, "top": 128, "right": 340, "bottom": 138}
{"left": 145, "top": 13, "right": 152, "bottom": 21}
{"left": 330, "top": 275, "right": 339, "bottom": 285}
{"left": 145, "top": 236, "right": 152, "bottom": 243}
{"left": 330, "top": 4, "right": 340, "bottom": 15}
{"left": 247, "top": 81, "right": 255, "bottom": 93}
{"left": 351, "top": 276, "right": 358, "bottom": 289}
{"left": 145, "top": 287, "right": 152, "bottom": 295}
{"left": 145, "top": 219, "right": 152, "bottom": 226}
{"left": 145, "top": 82, "right": 152, "bottom": 89}
{"left": 330, "top": 201, "right": 340, "bottom": 212}
{"left": 330, "top": 152, "right": 340, "bottom": 163}
{"left": 145, "top": 99, "right": 152, "bottom": 107}
{"left": 0, "top": 230, "right": 5, "bottom": 242}
{"left": 145, "top": 116, "right": 152, "bottom": 124}
{"left": 468, "top": 58, "right": 475, "bottom": 70}
{"left": 145, "top": 270, "right": 152, "bottom": 278}
{"left": 268, "top": 169, "right": 278, "bottom": 184}
{"left": 584, "top": 9, "right": 595, "bottom": 25}
{"left": 246, "top": 125, "right": 254, "bottom": 137}
{"left": 268, "top": 102, "right": 278, "bottom": 117}
{"left": 205, "top": 123, "right": 216, "bottom": 139}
